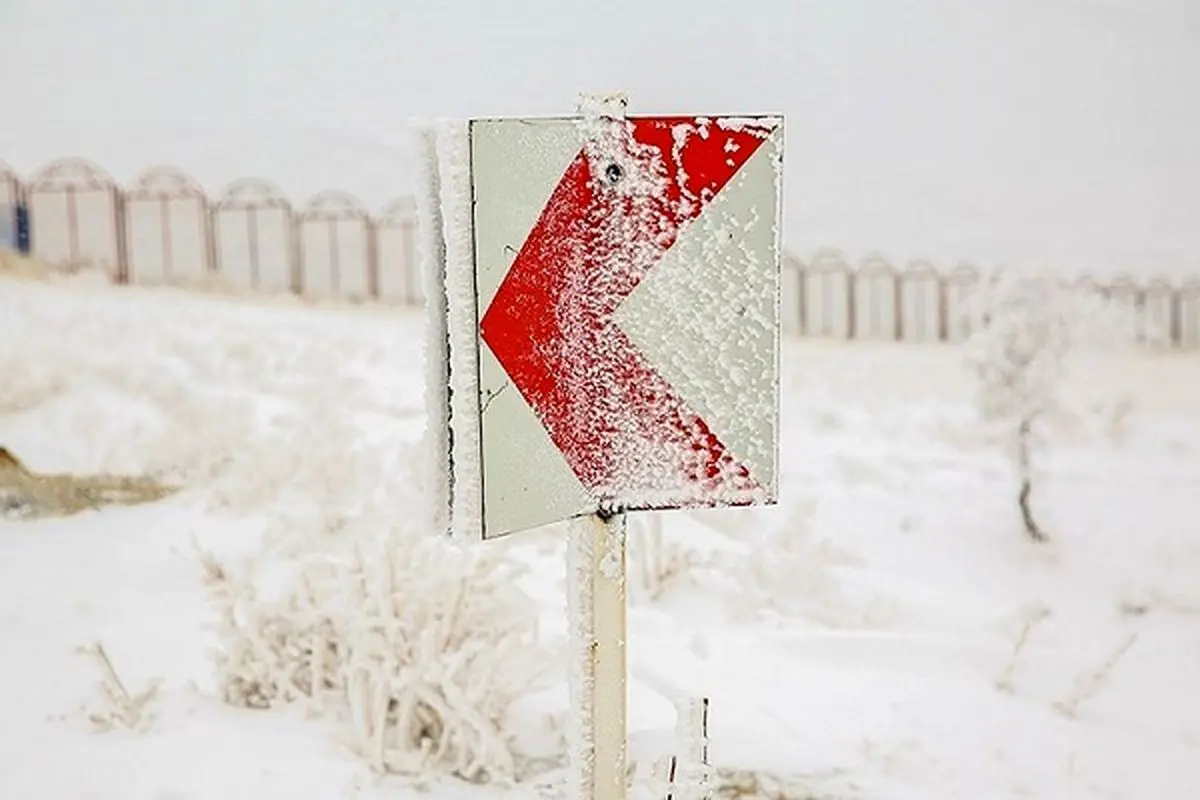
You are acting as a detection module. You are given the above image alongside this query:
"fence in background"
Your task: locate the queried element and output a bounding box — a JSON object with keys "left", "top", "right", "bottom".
{"left": 780, "top": 250, "right": 1200, "bottom": 349}
{"left": 3, "top": 157, "right": 1199, "bottom": 349}
{"left": 0, "top": 158, "right": 421, "bottom": 304}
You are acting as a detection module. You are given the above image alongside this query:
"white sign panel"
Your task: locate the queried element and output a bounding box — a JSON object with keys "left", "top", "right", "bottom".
{"left": 438, "top": 114, "right": 783, "bottom": 540}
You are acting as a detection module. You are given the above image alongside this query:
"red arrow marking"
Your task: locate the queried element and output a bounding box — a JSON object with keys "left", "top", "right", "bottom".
{"left": 480, "top": 116, "right": 776, "bottom": 508}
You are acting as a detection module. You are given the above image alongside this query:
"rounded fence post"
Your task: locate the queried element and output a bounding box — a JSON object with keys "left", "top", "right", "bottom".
{"left": 212, "top": 179, "right": 294, "bottom": 293}
{"left": 855, "top": 255, "right": 899, "bottom": 340}
{"left": 375, "top": 197, "right": 419, "bottom": 305}
{"left": 124, "top": 167, "right": 210, "bottom": 286}
{"left": 900, "top": 259, "right": 941, "bottom": 343}
{"left": 297, "top": 190, "right": 372, "bottom": 300}
{"left": 805, "top": 249, "right": 851, "bottom": 339}
{"left": 26, "top": 158, "right": 121, "bottom": 278}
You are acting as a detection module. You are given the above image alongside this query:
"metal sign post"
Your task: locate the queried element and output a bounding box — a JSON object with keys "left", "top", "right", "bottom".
{"left": 567, "top": 511, "right": 628, "bottom": 799}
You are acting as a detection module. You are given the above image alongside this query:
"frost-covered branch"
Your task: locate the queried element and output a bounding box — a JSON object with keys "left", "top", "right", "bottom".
{"left": 994, "top": 603, "right": 1051, "bottom": 694}
{"left": 1054, "top": 633, "right": 1138, "bottom": 718}
{"left": 78, "top": 641, "right": 162, "bottom": 733}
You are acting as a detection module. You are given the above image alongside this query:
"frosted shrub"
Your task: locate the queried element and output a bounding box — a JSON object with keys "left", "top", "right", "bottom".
{"left": 201, "top": 526, "right": 545, "bottom": 783}
{"left": 965, "top": 271, "right": 1071, "bottom": 541}
{"left": 965, "top": 268, "right": 1136, "bottom": 542}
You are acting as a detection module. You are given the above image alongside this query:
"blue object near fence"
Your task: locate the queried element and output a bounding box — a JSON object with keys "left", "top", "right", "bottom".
{"left": 16, "top": 203, "right": 29, "bottom": 254}
{"left": 0, "top": 202, "right": 30, "bottom": 255}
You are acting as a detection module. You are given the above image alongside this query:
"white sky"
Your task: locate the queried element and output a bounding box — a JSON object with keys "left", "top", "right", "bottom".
{"left": 0, "top": 0, "right": 1198, "bottom": 274}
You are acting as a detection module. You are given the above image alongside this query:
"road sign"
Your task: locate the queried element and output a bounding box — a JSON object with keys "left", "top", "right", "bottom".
{"left": 461, "top": 114, "right": 784, "bottom": 539}
{"left": 428, "top": 112, "right": 783, "bottom": 540}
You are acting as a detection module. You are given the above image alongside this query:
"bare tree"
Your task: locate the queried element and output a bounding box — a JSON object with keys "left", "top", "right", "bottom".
{"left": 965, "top": 271, "right": 1076, "bottom": 543}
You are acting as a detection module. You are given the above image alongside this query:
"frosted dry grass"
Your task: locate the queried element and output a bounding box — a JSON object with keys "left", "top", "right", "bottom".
{"left": 77, "top": 641, "right": 163, "bottom": 734}
{"left": 200, "top": 528, "right": 548, "bottom": 783}
{"left": 0, "top": 273, "right": 552, "bottom": 783}
{"left": 0, "top": 445, "right": 177, "bottom": 519}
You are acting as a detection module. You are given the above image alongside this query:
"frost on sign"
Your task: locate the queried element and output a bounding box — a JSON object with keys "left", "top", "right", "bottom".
{"left": 463, "top": 115, "right": 783, "bottom": 539}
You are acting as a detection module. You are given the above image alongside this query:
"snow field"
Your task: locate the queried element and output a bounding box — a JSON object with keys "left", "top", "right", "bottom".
{"left": 0, "top": 273, "right": 1198, "bottom": 798}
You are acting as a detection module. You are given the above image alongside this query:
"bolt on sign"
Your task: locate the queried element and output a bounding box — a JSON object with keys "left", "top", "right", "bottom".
{"left": 421, "top": 108, "right": 784, "bottom": 541}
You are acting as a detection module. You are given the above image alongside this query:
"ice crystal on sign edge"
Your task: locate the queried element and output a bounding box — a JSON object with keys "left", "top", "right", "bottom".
{"left": 768, "top": 119, "right": 785, "bottom": 499}
{"left": 716, "top": 115, "right": 782, "bottom": 134}
{"left": 435, "top": 120, "right": 484, "bottom": 543}
{"left": 413, "top": 120, "right": 451, "bottom": 538}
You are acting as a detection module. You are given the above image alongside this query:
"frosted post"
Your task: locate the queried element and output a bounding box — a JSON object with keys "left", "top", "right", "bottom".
{"left": 670, "top": 696, "right": 712, "bottom": 800}
{"left": 414, "top": 121, "right": 451, "bottom": 537}
{"left": 562, "top": 90, "right": 633, "bottom": 800}
{"left": 434, "top": 120, "right": 484, "bottom": 541}
{"left": 567, "top": 512, "right": 628, "bottom": 800}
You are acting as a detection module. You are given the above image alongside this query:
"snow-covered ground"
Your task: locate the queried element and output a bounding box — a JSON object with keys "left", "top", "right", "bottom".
{"left": 2, "top": 273, "right": 1200, "bottom": 799}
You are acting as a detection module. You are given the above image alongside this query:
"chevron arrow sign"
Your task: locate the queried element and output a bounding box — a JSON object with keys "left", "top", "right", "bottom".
{"left": 434, "top": 113, "right": 783, "bottom": 540}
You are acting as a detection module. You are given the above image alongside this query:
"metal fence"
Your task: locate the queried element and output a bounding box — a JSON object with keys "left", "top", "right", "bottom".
{"left": 0, "top": 157, "right": 421, "bottom": 303}
{"left": 781, "top": 249, "right": 1200, "bottom": 348}
{"left": 3, "top": 158, "right": 1199, "bottom": 349}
